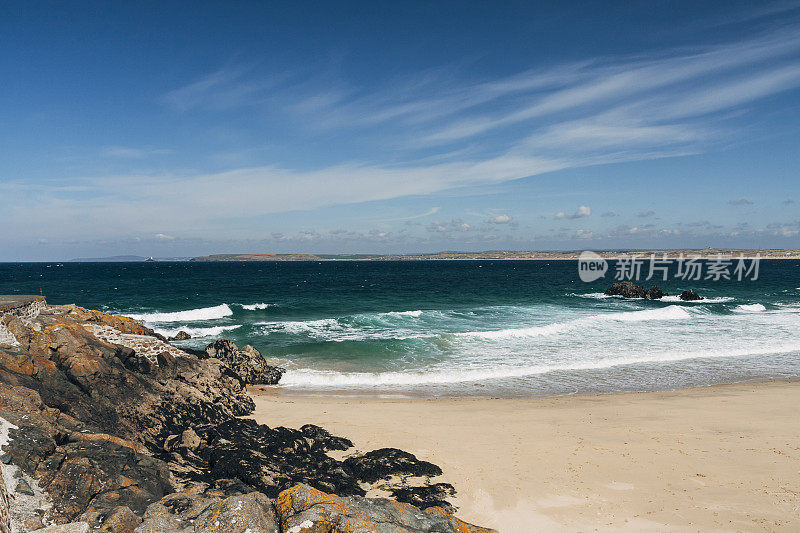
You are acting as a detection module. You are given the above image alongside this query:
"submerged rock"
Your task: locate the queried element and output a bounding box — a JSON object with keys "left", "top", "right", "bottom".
{"left": 205, "top": 340, "right": 285, "bottom": 385}
{"left": 679, "top": 289, "right": 703, "bottom": 301}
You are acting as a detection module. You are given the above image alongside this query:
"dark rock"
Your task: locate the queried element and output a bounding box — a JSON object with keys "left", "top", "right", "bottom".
{"left": 605, "top": 281, "right": 647, "bottom": 298}
{"left": 204, "top": 340, "right": 285, "bottom": 385}
{"left": 606, "top": 282, "right": 668, "bottom": 300}
{"left": 5, "top": 424, "right": 56, "bottom": 473}
{"left": 155, "top": 350, "right": 175, "bottom": 369}
{"left": 275, "top": 483, "right": 496, "bottom": 533}
{"left": 680, "top": 289, "right": 703, "bottom": 301}
{"left": 0, "top": 453, "right": 11, "bottom": 465}
{"left": 646, "top": 286, "right": 667, "bottom": 299}
{"left": 391, "top": 483, "right": 456, "bottom": 512}
{"left": 343, "top": 448, "right": 443, "bottom": 483}
{"left": 300, "top": 423, "right": 353, "bottom": 452}
{"left": 15, "top": 478, "right": 35, "bottom": 496}
{"left": 198, "top": 418, "right": 361, "bottom": 497}
{"left": 168, "top": 331, "right": 191, "bottom": 341}
{"left": 6, "top": 425, "right": 174, "bottom": 523}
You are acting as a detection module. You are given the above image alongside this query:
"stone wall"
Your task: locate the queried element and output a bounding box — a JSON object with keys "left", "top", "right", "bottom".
{"left": 0, "top": 297, "right": 46, "bottom": 347}
{"left": 1, "top": 298, "right": 46, "bottom": 321}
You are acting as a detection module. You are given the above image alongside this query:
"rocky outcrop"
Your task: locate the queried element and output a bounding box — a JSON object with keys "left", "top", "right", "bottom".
{"left": 679, "top": 289, "right": 703, "bottom": 301}
{"left": 605, "top": 282, "right": 667, "bottom": 299}
{"left": 204, "top": 340, "right": 284, "bottom": 385}
{"left": 0, "top": 302, "right": 493, "bottom": 531}
{"left": 275, "top": 484, "right": 494, "bottom": 533}
{"left": 0, "top": 305, "right": 253, "bottom": 451}
{"left": 135, "top": 491, "right": 279, "bottom": 533}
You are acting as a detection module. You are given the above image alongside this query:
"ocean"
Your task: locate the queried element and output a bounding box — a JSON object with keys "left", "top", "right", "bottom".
{"left": 2, "top": 260, "right": 800, "bottom": 397}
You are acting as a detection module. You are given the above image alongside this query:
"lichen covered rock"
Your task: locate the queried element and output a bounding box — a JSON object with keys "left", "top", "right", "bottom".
{"left": 204, "top": 340, "right": 284, "bottom": 385}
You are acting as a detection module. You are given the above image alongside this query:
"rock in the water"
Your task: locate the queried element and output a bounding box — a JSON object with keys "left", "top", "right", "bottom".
{"left": 680, "top": 289, "right": 702, "bottom": 301}
{"left": 205, "top": 340, "right": 285, "bottom": 385}
{"left": 275, "top": 484, "right": 496, "bottom": 533}
{"left": 343, "top": 448, "right": 442, "bottom": 483}
{"left": 605, "top": 281, "right": 647, "bottom": 298}
{"left": 168, "top": 331, "right": 191, "bottom": 341}
{"left": 646, "top": 286, "right": 667, "bottom": 299}
{"left": 605, "top": 282, "right": 667, "bottom": 299}
{"left": 15, "top": 478, "right": 34, "bottom": 495}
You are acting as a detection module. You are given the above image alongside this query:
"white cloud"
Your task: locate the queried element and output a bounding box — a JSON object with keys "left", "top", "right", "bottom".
{"left": 154, "top": 233, "right": 175, "bottom": 240}
{"left": 555, "top": 206, "right": 591, "bottom": 219}
{"left": 487, "top": 214, "right": 512, "bottom": 224}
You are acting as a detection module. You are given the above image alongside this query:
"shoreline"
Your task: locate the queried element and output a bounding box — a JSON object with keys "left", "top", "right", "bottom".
{"left": 249, "top": 380, "right": 800, "bottom": 531}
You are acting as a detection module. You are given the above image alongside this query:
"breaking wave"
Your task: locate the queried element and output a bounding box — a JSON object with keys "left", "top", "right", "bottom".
{"left": 280, "top": 343, "right": 800, "bottom": 387}
{"left": 239, "top": 303, "right": 275, "bottom": 310}
{"left": 154, "top": 324, "right": 242, "bottom": 338}
{"left": 734, "top": 303, "right": 767, "bottom": 313}
{"left": 458, "top": 306, "right": 692, "bottom": 341}
{"left": 124, "top": 304, "right": 233, "bottom": 323}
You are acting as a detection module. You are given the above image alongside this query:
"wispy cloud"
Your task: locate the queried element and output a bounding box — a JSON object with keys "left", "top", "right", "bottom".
{"left": 6, "top": 18, "right": 800, "bottom": 247}
{"left": 728, "top": 198, "right": 754, "bottom": 206}
{"left": 385, "top": 206, "right": 441, "bottom": 221}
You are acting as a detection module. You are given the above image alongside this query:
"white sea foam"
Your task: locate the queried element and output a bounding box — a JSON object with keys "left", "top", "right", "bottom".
{"left": 279, "top": 343, "right": 800, "bottom": 387}
{"left": 734, "top": 303, "right": 767, "bottom": 313}
{"left": 573, "top": 292, "right": 618, "bottom": 299}
{"left": 458, "top": 306, "right": 692, "bottom": 341}
{"left": 380, "top": 310, "right": 423, "bottom": 317}
{"left": 154, "top": 324, "right": 242, "bottom": 338}
{"left": 660, "top": 295, "right": 734, "bottom": 303}
{"left": 240, "top": 303, "right": 275, "bottom": 310}
{"left": 124, "top": 304, "right": 233, "bottom": 323}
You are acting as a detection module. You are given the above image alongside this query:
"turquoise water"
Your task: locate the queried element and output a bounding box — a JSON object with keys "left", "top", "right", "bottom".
{"left": 2, "top": 260, "right": 800, "bottom": 397}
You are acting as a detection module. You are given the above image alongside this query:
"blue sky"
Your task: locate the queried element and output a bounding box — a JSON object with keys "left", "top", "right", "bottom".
{"left": 2, "top": 1, "right": 800, "bottom": 260}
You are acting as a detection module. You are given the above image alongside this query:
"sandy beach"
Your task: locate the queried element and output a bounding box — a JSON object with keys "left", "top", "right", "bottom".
{"left": 249, "top": 381, "right": 800, "bottom": 532}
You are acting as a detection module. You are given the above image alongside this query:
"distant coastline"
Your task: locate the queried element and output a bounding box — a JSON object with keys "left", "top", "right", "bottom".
{"left": 189, "top": 249, "right": 800, "bottom": 261}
